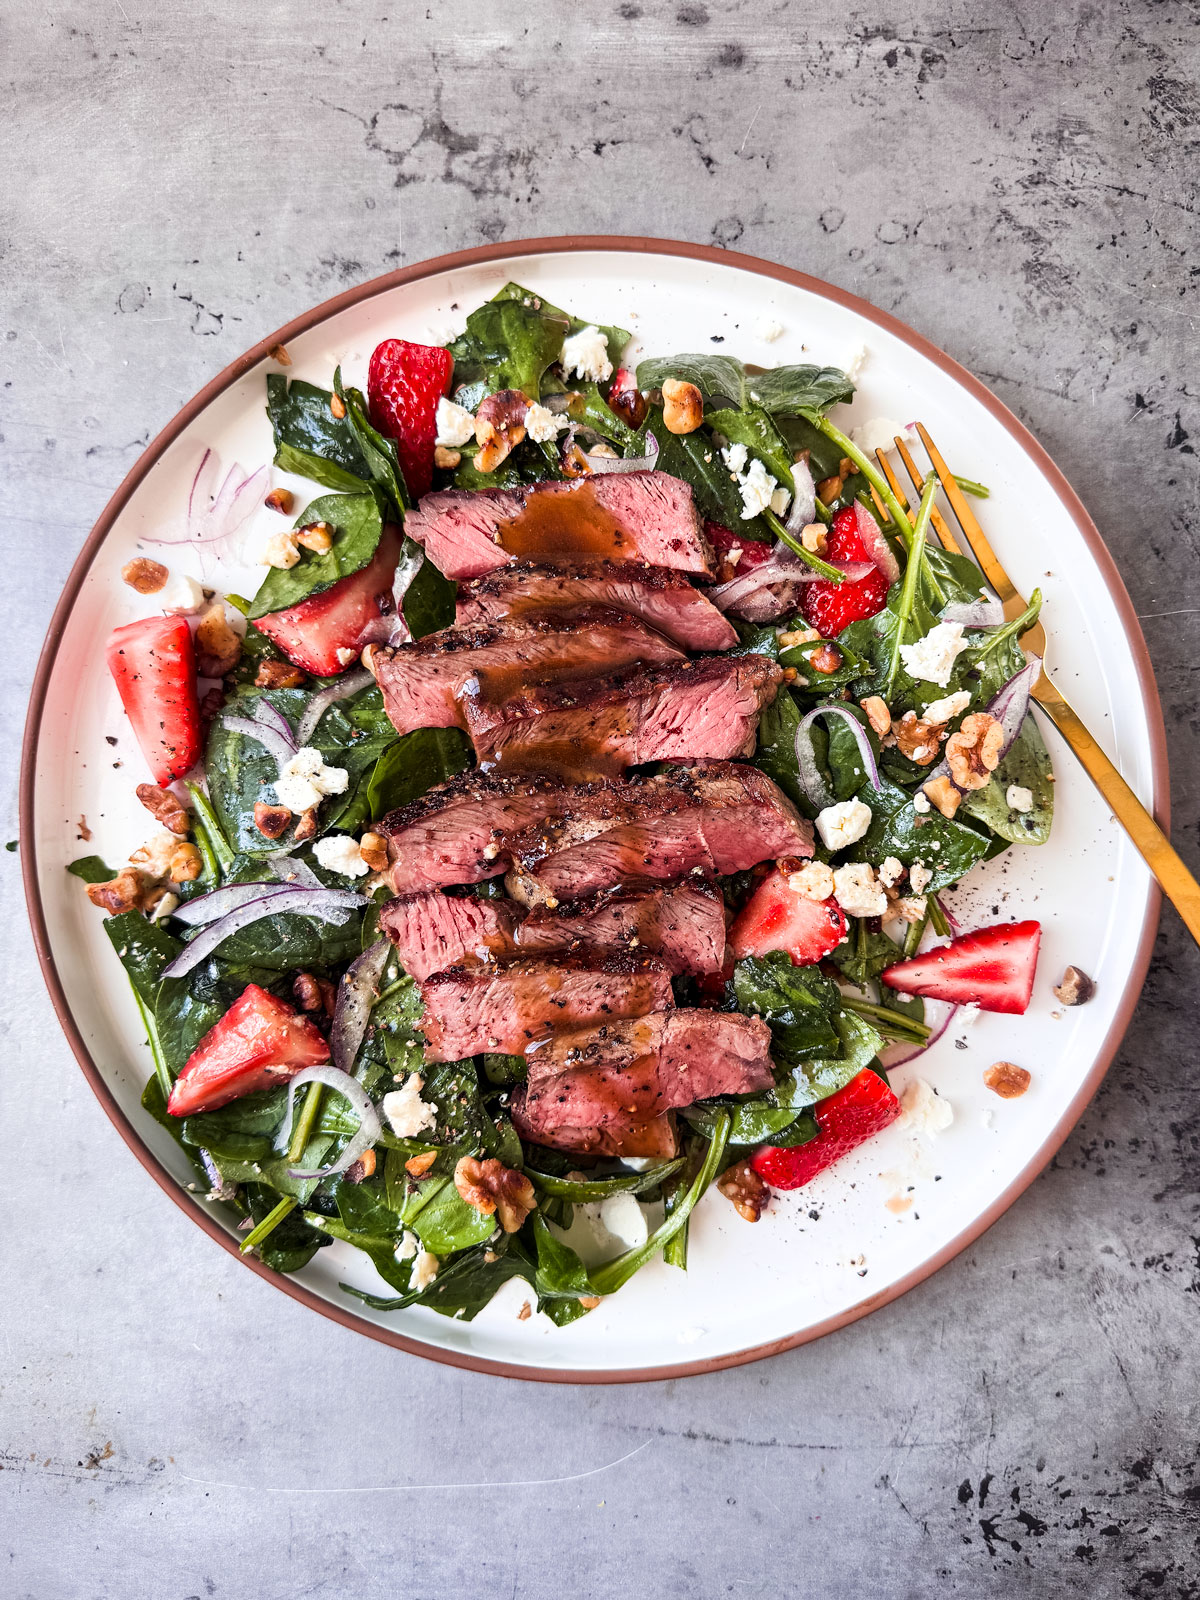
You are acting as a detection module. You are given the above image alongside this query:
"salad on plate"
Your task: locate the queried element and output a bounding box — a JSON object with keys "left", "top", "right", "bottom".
{"left": 74, "top": 282, "right": 1061, "bottom": 1326}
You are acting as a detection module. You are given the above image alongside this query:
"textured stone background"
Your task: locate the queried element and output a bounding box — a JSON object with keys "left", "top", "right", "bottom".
{"left": 4, "top": 2, "right": 1199, "bottom": 1595}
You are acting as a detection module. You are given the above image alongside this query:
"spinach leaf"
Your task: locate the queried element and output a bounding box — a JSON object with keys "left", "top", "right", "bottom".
{"left": 339, "top": 1236, "right": 530, "bottom": 1319}
{"left": 705, "top": 406, "right": 796, "bottom": 492}
{"left": 402, "top": 547, "right": 457, "bottom": 640}
{"left": 857, "top": 777, "right": 991, "bottom": 891}
{"left": 266, "top": 375, "right": 372, "bottom": 492}
{"left": 181, "top": 1086, "right": 286, "bottom": 1161}
{"left": 776, "top": 1010, "right": 883, "bottom": 1107}
{"left": 409, "top": 1178, "right": 496, "bottom": 1255}
{"left": 448, "top": 298, "right": 569, "bottom": 402}
{"left": 367, "top": 727, "right": 472, "bottom": 820}
{"left": 829, "top": 921, "right": 903, "bottom": 989}
{"left": 246, "top": 1184, "right": 331, "bottom": 1273}
{"left": 959, "top": 715, "right": 1054, "bottom": 845}
{"left": 635, "top": 354, "right": 853, "bottom": 414}
{"left": 333, "top": 368, "right": 411, "bottom": 514}
{"left": 527, "top": 1159, "right": 684, "bottom": 1202}
{"left": 67, "top": 855, "right": 115, "bottom": 883}
{"left": 753, "top": 688, "right": 805, "bottom": 809}
{"left": 247, "top": 491, "right": 383, "bottom": 620}
{"left": 201, "top": 906, "right": 364, "bottom": 974}
{"left": 564, "top": 384, "right": 639, "bottom": 451}
{"left": 731, "top": 952, "right": 841, "bottom": 1063}
{"left": 650, "top": 424, "right": 757, "bottom": 532}
{"left": 489, "top": 281, "right": 630, "bottom": 371}
{"left": 104, "top": 913, "right": 227, "bottom": 1078}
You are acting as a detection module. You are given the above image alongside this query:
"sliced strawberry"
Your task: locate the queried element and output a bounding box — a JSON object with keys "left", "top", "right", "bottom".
{"left": 751, "top": 1068, "right": 901, "bottom": 1190}
{"left": 881, "top": 920, "right": 1042, "bottom": 1014}
{"left": 368, "top": 339, "right": 454, "bottom": 501}
{"left": 256, "top": 524, "right": 402, "bottom": 675}
{"left": 799, "top": 504, "right": 892, "bottom": 638}
{"left": 729, "top": 868, "right": 847, "bottom": 966}
{"left": 106, "top": 615, "right": 202, "bottom": 784}
{"left": 167, "top": 983, "right": 330, "bottom": 1117}
{"left": 706, "top": 519, "right": 775, "bottom": 578}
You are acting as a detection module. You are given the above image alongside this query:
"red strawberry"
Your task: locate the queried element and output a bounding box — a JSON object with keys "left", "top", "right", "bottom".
{"left": 256, "top": 524, "right": 402, "bottom": 676}
{"left": 881, "top": 920, "right": 1042, "bottom": 1015}
{"left": 167, "top": 983, "right": 330, "bottom": 1117}
{"left": 729, "top": 868, "right": 847, "bottom": 966}
{"left": 751, "top": 1068, "right": 901, "bottom": 1190}
{"left": 368, "top": 339, "right": 455, "bottom": 501}
{"left": 800, "top": 504, "right": 892, "bottom": 638}
{"left": 706, "top": 519, "right": 774, "bottom": 578}
{"left": 106, "top": 615, "right": 202, "bottom": 784}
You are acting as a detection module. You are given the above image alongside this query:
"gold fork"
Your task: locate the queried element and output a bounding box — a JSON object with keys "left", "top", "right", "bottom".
{"left": 876, "top": 424, "right": 1200, "bottom": 944}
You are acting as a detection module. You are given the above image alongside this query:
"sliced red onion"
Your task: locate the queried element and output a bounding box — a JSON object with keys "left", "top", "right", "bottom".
{"left": 794, "top": 706, "right": 883, "bottom": 811}
{"left": 252, "top": 698, "right": 298, "bottom": 750}
{"left": 220, "top": 714, "right": 297, "bottom": 769}
{"left": 711, "top": 547, "right": 873, "bottom": 613}
{"left": 275, "top": 1065, "right": 382, "bottom": 1181}
{"left": 941, "top": 595, "right": 1005, "bottom": 628}
{"left": 584, "top": 432, "right": 660, "bottom": 474}
{"left": 378, "top": 539, "right": 427, "bottom": 647}
{"left": 198, "top": 1147, "right": 238, "bottom": 1202}
{"left": 988, "top": 653, "right": 1042, "bottom": 760}
{"left": 850, "top": 502, "right": 901, "bottom": 586}
{"left": 269, "top": 856, "right": 324, "bottom": 891}
{"left": 331, "top": 938, "right": 392, "bottom": 1072}
{"left": 294, "top": 669, "right": 375, "bottom": 747}
{"left": 784, "top": 454, "right": 817, "bottom": 534}
{"left": 162, "top": 887, "right": 368, "bottom": 977}
{"left": 879, "top": 1001, "right": 959, "bottom": 1068}
{"left": 173, "top": 880, "right": 290, "bottom": 926}
{"left": 145, "top": 450, "right": 268, "bottom": 550}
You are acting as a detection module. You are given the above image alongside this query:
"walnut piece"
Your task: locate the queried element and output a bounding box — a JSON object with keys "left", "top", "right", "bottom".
{"left": 296, "top": 521, "right": 334, "bottom": 554}
{"left": 860, "top": 696, "right": 891, "bottom": 737}
{"left": 453, "top": 1156, "right": 537, "bottom": 1233}
{"left": 292, "top": 807, "right": 319, "bottom": 843}
{"left": 167, "top": 842, "right": 202, "bottom": 883}
{"left": 86, "top": 868, "right": 146, "bottom": 915}
{"left": 894, "top": 710, "right": 939, "bottom": 765}
{"left": 405, "top": 1150, "right": 438, "bottom": 1178}
{"left": 195, "top": 603, "right": 241, "bottom": 677}
{"left": 983, "top": 1061, "right": 1032, "bottom": 1099}
{"left": 121, "top": 557, "right": 169, "bottom": 595}
{"left": 433, "top": 446, "right": 461, "bottom": 469}
{"left": 922, "top": 774, "right": 961, "bottom": 818}
{"left": 293, "top": 972, "right": 336, "bottom": 1016}
{"left": 136, "top": 783, "right": 190, "bottom": 837}
{"left": 815, "top": 473, "right": 843, "bottom": 503}
{"left": 474, "top": 389, "right": 529, "bottom": 473}
{"left": 359, "top": 830, "right": 390, "bottom": 872}
{"left": 945, "top": 711, "right": 1004, "bottom": 791}
{"left": 661, "top": 378, "right": 703, "bottom": 435}
{"left": 253, "top": 801, "right": 292, "bottom": 839}
{"left": 1053, "top": 965, "right": 1095, "bottom": 1006}
{"left": 809, "top": 643, "right": 842, "bottom": 675}
{"left": 269, "top": 343, "right": 291, "bottom": 366}
{"left": 717, "top": 1158, "right": 770, "bottom": 1222}
{"left": 254, "top": 658, "right": 307, "bottom": 690}
{"left": 800, "top": 523, "right": 828, "bottom": 554}
{"left": 344, "top": 1146, "right": 377, "bottom": 1184}
{"left": 264, "top": 488, "right": 294, "bottom": 515}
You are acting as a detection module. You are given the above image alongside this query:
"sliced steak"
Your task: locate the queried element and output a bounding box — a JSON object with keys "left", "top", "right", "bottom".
{"left": 516, "top": 1010, "right": 774, "bottom": 1132}
{"left": 463, "top": 656, "right": 783, "bottom": 777}
{"left": 455, "top": 561, "right": 738, "bottom": 652}
{"left": 511, "top": 1100, "right": 679, "bottom": 1160}
{"left": 514, "top": 881, "right": 726, "bottom": 976}
{"left": 405, "top": 472, "right": 714, "bottom": 579}
{"left": 503, "top": 760, "right": 813, "bottom": 903}
{"left": 377, "top": 891, "right": 517, "bottom": 982}
{"left": 417, "top": 952, "right": 674, "bottom": 1062}
{"left": 372, "top": 608, "right": 684, "bottom": 737}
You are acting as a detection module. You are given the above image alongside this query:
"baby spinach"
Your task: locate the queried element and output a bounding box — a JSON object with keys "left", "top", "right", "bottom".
{"left": 526, "top": 1159, "right": 684, "bottom": 1202}
{"left": 565, "top": 383, "right": 640, "bottom": 451}
{"left": 266, "top": 375, "right": 373, "bottom": 492}
{"left": 650, "top": 424, "right": 758, "bottom": 532}
{"left": 366, "top": 727, "right": 472, "bottom": 820}
{"left": 705, "top": 406, "right": 797, "bottom": 493}
{"left": 959, "top": 715, "right": 1054, "bottom": 845}
{"left": 490, "top": 281, "right": 630, "bottom": 371}
{"left": 776, "top": 1010, "right": 883, "bottom": 1107}
{"left": 401, "top": 544, "right": 457, "bottom": 639}
{"left": 104, "top": 912, "right": 227, "bottom": 1078}
{"left": 857, "top": 777, "right": 991, "bottom": 891}
{"left": 829, "top": 921, "right": 903, "bottom": 989}
{"left": 246, "top": 1183, "right": 331, "bottom": 1273}
{"left": 67, "top": 855, "right": 115, "bottom": 883}
{"left": 752, "top": 688, "right": 805, "bottom": 809}
{"left": 247, "top": 491, "right": 384, "bottom": 620}
{"left": 731, "top": 953, "right": 842, "bottom": 1063}
{"left": 449, "top": 297, "right": 570, "bottom": 403}
{"left": 635, "top": 354, "right": 853, "bottom": 415}
{"left": 409, "top": 1178, "right": 496, "bottom": 1255}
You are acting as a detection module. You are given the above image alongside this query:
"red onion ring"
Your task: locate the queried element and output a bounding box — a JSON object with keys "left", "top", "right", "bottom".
{"left": 584, "top": 432, "right": 660, "bottom": 474}
{"left": 198, "top": 1147, "right": 238, "bottom": 1202}
{"left": 941, "top": 596, "right": 1005, "bottom": 628}
{"left": 711, "top": 549, "right": 873, "bottom": 614}
{"left": 269, "top": 856, "right": 324, "bottom": 890}
{"left": 145, "top": 451, "right": 268, "bottom": 549}
{"left": 220, "top": 714, "right": 297, "bottom": 770}
{"left": 794, "top": 706, "right": 883, "bottom": 811}
{"left": 331, "top": 938, "right": 392, "bottom": 1073}
{"left": 162, "top": 887, "right": 368, "bottom": 977}
{"left": 173, "top": 881, "right": 290, "bottom": 926}
{"left": 878, "top": 1001, "right": 959, "bottom": 1068}
{"left": 295, "top": 669, "right": 375, "bottom": 747}
{"left": 252, "top": 698, "right": 298, "bottom": 750}
{"left": 276, "top": 1064, "right": 382, "bottom": 1181}
{"left": 784, "top": 454, "right": 817, "bottom": 534}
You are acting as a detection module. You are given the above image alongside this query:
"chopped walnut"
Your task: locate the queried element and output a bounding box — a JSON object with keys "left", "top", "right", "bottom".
{"left": 838, "top": 456, "right": 856, "bottom": 480}
{"left": 293, "top": 971, "right": 336, "bottom": 1016}
{"left": 121, "top": 557, "right": 169, "bottom": 595}
{"left": 453, "top": 1155, "right": 537, "bottom": 1233}
{"left": 86, "top": 868, "right": 146, "bottom": 915}
{"left": 167, "top": 842, "right": 202, "bottom": 882}
{"left": 815, "top": 474, "right": 843, "bottom": 503}
{"left": 717, "top": 1158, "right": 769, "bottom": 1222}
{"left": 474, "top": 389, "right": 529, "bottom": 473}
{"left": 579, "top": 1295, "right": 602, "bottom": 1310}
{"left": 433, "top": 446, "right": 461, "bottom": 469}
{"left": 984, "top": 1061, "right": 1032, "bottom": 1099}
{"left": 517, "top": 1300, "right": 533, "bottom": 1321}
{"left": 292, "top": 807, "right": 319, "bottom": 843}
{"left": 809, "top": 643, "right": 843, "bottom": 675}
{"left": 253, "top": 800, "right": 292, "bottom": 839}
{"left": 136, "top": 783, "right": 190, "bottom": 837}
{"left": 269, "top": 343, "right": 291, "bottom": 366}
{"left": 344, "top": 1147, "right": 377, "bottom": 1183}
{"left": 1054, "top": 966, "right": 1095, "bottom": 1006}
{"left": 800, "top": 523, "right": 828, "bottom": 554}
{"left": 264, "top": 488, "right": 294, "bottom": 515}
{"left": 296, "top": 521, "right": 334, "bottom": 554}
{"left": 860, "top": 695, "right": 891, "bottom": 737}
{"left": 129, "top": 831, "right": 178, "bottom": 880}
{"left": 405, "top": 1150, "right": 438, "bottom": 1178}
{"left": 894, "top": 710, "right": 940, "bottom": 765}
{"left": 195, "top": 603, "right": 241, "bottom": 677}
{"left": 254, "top": 658, "right": 307, "bottom": 690}
{"left": 778, "top": 626, "right": 820, "bottom": 649}
{"left": 330, "top": 392, "right": 347, "bottom": 420}
{"left": 945, "top": 712, "right": 1004, "bottom": 791}
{"left": 661, "top": 378, "right": 704, "bottom": 435}
{"left": 359, "top": 830, "right": 390, "bottom": 872}
{"left": 922, "top": 774, "right": 961, "bottom": 818}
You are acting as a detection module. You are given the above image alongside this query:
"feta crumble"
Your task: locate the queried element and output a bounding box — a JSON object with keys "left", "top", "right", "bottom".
{"left": 559, "top": 324, "right": 612, "bottom": 383}
{"left": 923, "top": 689, "right": 971, "bottom": 726}
{"left": 598, "top": 1191, "right": 649, "bottom": 1251}
{"left": 850, "top": 417, "right": 916, "bottom": 458}
{"left": 1006, "top": 784, "right": 1034, "bottom": 813}
{"left": 523, "top": 400, "right": 570, "bottom": 443}
{"left": 908, "top": 861, "right": 932, "bottom": 895}
{"left": 434, "top": 397, "right": 476, "bottom": 448}
{"left": 832, "top": 862, "right": 888, "bottom": 918}
{"left": 158, "top": 570, "right": 206, "bottom": 615}
{"left": 312, "top": 833, "right": 369, "bottom": 878}
{"left": 382, "top": 1073, "right": 437, "bottom": 1139}
{"left": 769, "top": 484, "right": 792, "bottom": 517}
{"left": 722, "top": 442, "right": 749, "bottom": 475}
{"left": 721, "top": 444, "right": 785, "bottom": 521}
{"left": 899, "top": 621, "right": 970, "bottom": 688}
{"left": 787, "top": 860, "right": 835, "bottom": 901}
{"left": 274, "top": 746, "right": 349, "bottom": 813}
{"left": 878, "top": 856, "right": 905, "bottom": 889}
{"left": 900, "top": 1077, "right": 954, "bottom": 1137}
{"left": 411, "top": 1250, "right": 440, "bottom": 1291}
{"left": 755, "top": 316, "right": 785, "bottom": 342}
{"left": 261, "top": 529, "right": 300, "bottom": 570}
{"left": 396, "top": 1231, "right": 419, "bottom": 1261}
{"left": 815, "top": 798, "right": 873, "bottom": 852}
{"left": 845, "top": 344, "right": 869, "bottom": 381}
{"left": 912, "top": 790, "right": 932, "bottom": 814}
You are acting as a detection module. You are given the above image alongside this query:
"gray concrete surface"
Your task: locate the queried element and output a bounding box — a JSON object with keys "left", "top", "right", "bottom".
{"left": 4, "top": 2, "right": 1199, "bottom": 1594}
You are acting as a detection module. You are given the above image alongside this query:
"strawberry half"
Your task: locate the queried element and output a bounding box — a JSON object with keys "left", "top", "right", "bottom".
{"left": 799, "top": 503, "right": 891, "bottom": 638}
{"left": 368, "top": 339, "right": 454, "bottom": 501}
{"left": 256, "top": 524, "right": 402, "bottom": 675}
{"left": 706, "top": 519, "right": 775, "bottom": 580}
{"left": 881, "top": 920, "right": 1042, "bottom": 1014}
{"left": 729, "top": 868, "right": 847, "bottom": 966}
{"left": 751, "top": 1068, "right": 902, "bottom": 1190}
{"left": 167, "top": 983, "right": 330, "bottom": 1117}
{"left": 106, "top": 615, "right": 202, "bottom": 784}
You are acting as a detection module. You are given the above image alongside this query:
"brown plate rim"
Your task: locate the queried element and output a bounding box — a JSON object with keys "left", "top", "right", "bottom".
{"left": 20, "top": 234, "right": 1168, "bottom": 1383}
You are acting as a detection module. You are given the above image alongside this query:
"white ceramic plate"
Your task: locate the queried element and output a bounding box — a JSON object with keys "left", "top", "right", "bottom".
{"left": 22, "top": 239, "right": 1165, "bottom": 1381}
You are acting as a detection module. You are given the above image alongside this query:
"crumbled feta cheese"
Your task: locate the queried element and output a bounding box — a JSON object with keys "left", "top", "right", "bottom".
{"left": 923, "top": 689, "right": 971, "bottom": 726}
{"left": 261, "top": 529, "right": 300, "bottom": 569}
{"left": 895, "top": 895, "right": 927, "bottom": 922}
{"left": 736, "top": 458, "right": 780, "bottom": 520}
{"left": 1006, "top": 784, "right": 1034, "bottom": 813}
{"left": 850, "top": 417, "right": 916, "bottom": 458}
{"left": 756, "top": 316, "right": 785, "bottom": 342}
{"left": 912, "top": 790, "right": 932, "bottom": 814}
{"left": 396, "top": 1231, "right": 419, "bottom": 1261}
{"left": 382, "top": 1073, "right": 437, "bottom": 1139}
{"left": 274, "top": 746, "right": 349, "bottom": 814}
{"left": 845, "top": 344, "right": 868, "bottom": 381}
{"left": 878, "top": 856, "right": 905, "bottom": 889}
{"left": 524, "top": 400, "right": 569, "bottom": 443}
{"left": 559, "top": 324, "right": 612, "bottom": 382}
{"left": 721, "top": 442, "right": 749, "bottom": 475}
{"left": 148, "top": 891, "right": 180, "bottom": 921}
{"left": 411, "top": 1250, "right": 439, "bottom": 1291}
{"left": 899, "top": 621, "right": 970, "bottom": 687}
{"left": 900, "top": 1077, "right": 954, "bottom": 1137}
{"left": 959, "top": 1003, "right": 980, "bottom": 1026}
{"left": 787, "top": 860, "right": 835, "bottom": 901}
{"left": 769, "top": 484, "right": 792, "bottom": 517}
{"left": 313, "top": 833, "right": 369, "bottom": 878}
{"left": 832, "top": 862, "right": 888, "bottom": 918}
{"left": 815, "top": 798, "right": 873, "bottom": 852}
{"left": 599, "top": 1191, "right": 649, "bottom": 1251}
{"left": 434, "top": 397, "right": 476, "bottom": 448}
{"left": 909, "top": 861, "right": 932, "bottom": 895}
{"left": 158, "top": 570, "right": 206, "bottom": 615}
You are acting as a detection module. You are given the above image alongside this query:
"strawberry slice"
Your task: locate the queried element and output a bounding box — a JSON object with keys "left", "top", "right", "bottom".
{"left": 167, "top": 983, "right": 330, "bottom": 1117}
{"left": 729, "top": 868, "right": 847, "bottom": 966}
{"left": 881, "top": 920, "right": 1042, "bottom": 1014}
{"left": 751, "top": 1068, "right": 901, "bottom": 1190}
{"left": 799, "top": 504, "right": 892, "bottom": 638}
{"left": 106, "top": 615, "right": 202, "bottom": 784}
{"left": 368, "top": 339, "right": 454, "bottom": 501}
{"left": 256, "top": 524, "right": 402, "bottom": 675}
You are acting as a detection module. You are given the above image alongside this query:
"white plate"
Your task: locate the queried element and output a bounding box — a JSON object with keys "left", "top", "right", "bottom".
{"left": 22, "top": 239, "right": 1165, "bottom": 1381}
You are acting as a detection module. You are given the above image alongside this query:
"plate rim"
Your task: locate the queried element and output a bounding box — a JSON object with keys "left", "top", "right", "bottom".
{"left": 20, "top": 233, "right": 1168, "bottom": 1383}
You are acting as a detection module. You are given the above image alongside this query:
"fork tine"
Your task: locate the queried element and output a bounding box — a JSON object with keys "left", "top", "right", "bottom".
{"left": 914, "top": 425, "right": 1020, "bottom": 608}
{"left": 868, "top": 484, "right": 889, "bottom": 523}
{"left": 894, "top": 437, "right": 963, "bottom": 556}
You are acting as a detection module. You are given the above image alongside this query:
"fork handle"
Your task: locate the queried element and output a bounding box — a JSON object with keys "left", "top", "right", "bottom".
{"left": 1033, "top": 680, "right": 1200, "bottom": 942}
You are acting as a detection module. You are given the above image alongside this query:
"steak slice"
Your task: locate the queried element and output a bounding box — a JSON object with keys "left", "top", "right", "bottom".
{"left": 514, "top": 880, "right": 727, "bottom": 976}
{"left": 371, "top": 608, "right": 684, "bottom": 737}
{"left": 417, "top": 952, "right": 674, "bottom": 1062}
{"left": 503, "top": 760, "right": 813, "bottom": 903}
{"left": 511, "top": 1101, "right": 679, "bottom": 1160}
{"left": 515, "top": 1010, "right": 774, "bottom": 1136}
{"left": 405, "top": 472, "right": 714, "bottom": 578}
{"left": 463, "top": 656, "right": 784, "bottom": 777}
{"left": 455, "top": 561, "right": 738, "bottom": 652}
{"left": 377, "top": 891, "right": 517, "bottom": 982}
